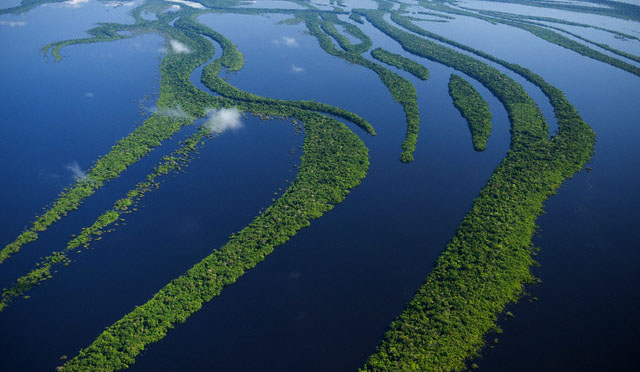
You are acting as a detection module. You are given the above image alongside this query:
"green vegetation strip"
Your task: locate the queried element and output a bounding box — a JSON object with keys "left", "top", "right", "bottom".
{"left": 0, "top": 113, "right": 191, "bottom": 265}
{"left": 465, "top": 6, "right": 640, "bottom": 63}
{"left": 305, "top": 14, "right": 420, "bottom": 162}
{"left": 349, "top": 12, "right": 365, "bottom": 24}
{"left": 179, "top": 15, "right": 377, "bottom": 135}
{"left": 419, "top": 2, "right": 640, "bottom": 78}
{"left": 448, "top": 74, "right": 492, "bottom": 151}
{"left": 357, "top": 8, "right": 595, "bottom": 371}
{"left": 361, "top": 9, "right": 549, "bottom": 147}
{"left": 468, "top": 8, "right": 640, "bottom": 42}
{"left": 509, "top": 18, "right": 640, "bottom": 64}
{"left": 504, "top": 19, "right": 640, "bottom": 77}
{"left": 0, "top": 128, "right": 211, "bottom": 312}
{"left": 466, "top": 0, "right": 640, "bottom": 23}
{"left": 371, "top": 47, "right": 429, "bottom": 80}
{"left": 320, "top": 13, "right": 373, "bottom": 54}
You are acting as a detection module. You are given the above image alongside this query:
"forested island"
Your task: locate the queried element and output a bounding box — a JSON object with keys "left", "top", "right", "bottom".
{"left": 448, "top": 74, "right": 492, "bottom": 151}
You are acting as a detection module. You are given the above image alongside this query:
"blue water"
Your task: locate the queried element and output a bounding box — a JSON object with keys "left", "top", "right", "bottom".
{"left": 0, "top": 3, "right": 163, "bottom": 281}
{"left": 127, "top": 12, "right": 513, "bottom": 372}
{"left": 538, "top": 21, "right": 640, "bottom": 56}
{"left": 0, "top": 2, "right": 303, "bottom": 370}
{"left": 1, "top": 2, "right": 639, "bottom": 372}
{"left": 470, "top": 31, "right": 640, "bottom": 372}
{"left": 409, "top": 8, "right": 640, "bottom": 372}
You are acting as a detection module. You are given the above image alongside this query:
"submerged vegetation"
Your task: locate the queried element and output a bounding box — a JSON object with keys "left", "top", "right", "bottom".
{"left": 448, "top": 74, "right": 492, "bottom": 151}
{"left": 1, "top": 0, "right": 610, "bottom": 371}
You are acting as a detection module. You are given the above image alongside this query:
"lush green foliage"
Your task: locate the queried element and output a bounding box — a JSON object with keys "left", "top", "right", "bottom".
{"left": 180, "top": 15, "right": 377, "bottom": 135}
{"left": 349, "top": 12, "right": 364, "bottom": 24}
{"left": 357, "top": 8, "right": 595, "bottom": 371}
{"left": 0, "top": 113, "right": 192, "bottom": 264}
{"left": 507, "top": 19, "right": 640, "bottom": 77}
{"left": 371, "top": 47, "right": 429, "bottom": 80}
{"left": 305, "top": 14, "right": 419, "bottom": 162}
{"left": 416, "top": 10, "right": 454, "bottom": 20}
{"left": 364, "top": 10, "right": 549, "bottom": 147}
{"left": 420, "top": 2, "right": 640, "bottom": 78}
{"left": 470, "top": 8, "right": 639, "bottom": 42}
{"left": 42, "top": 22, "right": 143, "bottom": 62}
{"left": 469, "top": 0, "right": 640, "bottom": 22}
{"left": 319, "top": 13, "right": 372, "bottom": 54}
{"left": 448, "top": 74, "right": 492, "bottom": 151}
{"left": 508, "top": 17, "right": 640, "bottom": 64}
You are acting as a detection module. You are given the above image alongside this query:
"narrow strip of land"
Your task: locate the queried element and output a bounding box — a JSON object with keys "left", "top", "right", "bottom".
{"left": 448, "top": 74, "right": 492, "bottom": 151}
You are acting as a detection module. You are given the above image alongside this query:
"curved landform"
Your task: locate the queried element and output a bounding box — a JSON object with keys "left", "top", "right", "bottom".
{"left": 356, "top": 6, "right": 595, "bottom": 371}
{"left": 540, "top": 25, "right": 640, "bottom": 64}
{"left": 468, "top": 8, "right": 640, "bottom": 42}
{"left": 465, "top": 0, "right": 640, "bottom": 23}
{"left": 448, "top": 74, "right": 492, "bottom": 152}
{"left": 371, "top": 47, "right": 430, "bottom": 80}
{"left": 498, "top": 18, "right": 640, "bottom": 77}
{"left": 304, "top": 13, "right": 420, "bottom": 162}
{"left": 320, "top": 13, "right": 373, "bottom": 54}
{"left": 418, "top": 1, "right": 640, "bottom": 78}
{"left": 58, "top": 76, "right": 370, "bottom": 372}
{"left": 416, "top": 10, "right": 454, "bottom": 20}
{"left": 177, "top": 15, "right": 377, "bottom": 135}
{"left": 349, "top": 12, "right": 364, "bottom": 24}
{"left": 483, "top": 13, "right": 640, "bottom": 65}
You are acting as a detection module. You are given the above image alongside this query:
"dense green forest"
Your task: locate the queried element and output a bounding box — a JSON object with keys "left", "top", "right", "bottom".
{"left": 448, "top": 74, "right": 492, "bottom": 151}
{"left": 372, "top": 47, "right": 430, "bottom": 80}
{"left": 304, "top": 12, "right": 420, "bottom": 162}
